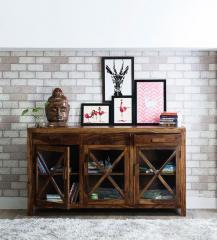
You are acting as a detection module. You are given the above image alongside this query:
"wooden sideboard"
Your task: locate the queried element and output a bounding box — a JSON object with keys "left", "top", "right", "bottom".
{"left": 27, "top": 126, "right": 186, "bottom": 216}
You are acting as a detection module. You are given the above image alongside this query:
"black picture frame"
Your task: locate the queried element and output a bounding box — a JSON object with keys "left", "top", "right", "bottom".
{"left": 135, "top": 79, "right": 166, "bottom": 125}
{"left": 112, "top": 95, "right": 134, "bottom": 126}
{"left": 81, "top": 103, "right": 111, "bottom": 126}
{"left": 102, "top": 56, "right": 134, "bottom": 102}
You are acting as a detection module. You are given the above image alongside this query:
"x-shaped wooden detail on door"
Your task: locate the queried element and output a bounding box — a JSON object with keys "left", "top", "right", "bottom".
{"left": 139, "top": 149, "right": 176, "bottom": 199}
{"left": 87, "top": 150, "right": 125, "bottom": 199}
{"left": 36, "top": 151, "right": 65, "bottom": 201}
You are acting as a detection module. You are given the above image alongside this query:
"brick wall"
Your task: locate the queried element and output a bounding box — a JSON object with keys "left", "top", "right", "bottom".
{"left": 0, "top": 49, "right": 216, "bottom": 207}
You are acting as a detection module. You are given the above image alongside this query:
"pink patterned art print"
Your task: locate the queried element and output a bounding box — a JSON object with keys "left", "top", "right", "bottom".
{"left": 136, "top": 81, "right": 166, "bottom": 124}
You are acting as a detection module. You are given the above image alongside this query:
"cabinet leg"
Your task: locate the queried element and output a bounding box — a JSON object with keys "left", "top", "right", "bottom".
{"left": 180, "top": 207, "right": 186, "bottom": 216}
{"left": 27, "top": 206, "right": 35, "bottom": 216}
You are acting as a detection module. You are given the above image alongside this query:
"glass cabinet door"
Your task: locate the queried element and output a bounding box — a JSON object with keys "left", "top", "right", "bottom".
{"left": 135, "top": 147, "right": 178, "bottom": 203}
{"left": 35, "top": 145, "right": 69, "bottom": 208}
{"left": 84, "top": 146, "right": 129, "bottom": 205}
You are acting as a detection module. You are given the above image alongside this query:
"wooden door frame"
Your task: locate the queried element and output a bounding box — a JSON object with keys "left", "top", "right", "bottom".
{"left": 82, "top": 145, "right": 130, "bottom": 207}
{"left": 134, "top": 144, "right": 179, "bottom": 206}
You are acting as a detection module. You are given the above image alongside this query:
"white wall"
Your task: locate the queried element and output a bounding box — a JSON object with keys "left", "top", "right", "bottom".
{"left": 0, "top": 0, "right": 217, "bottom": 49}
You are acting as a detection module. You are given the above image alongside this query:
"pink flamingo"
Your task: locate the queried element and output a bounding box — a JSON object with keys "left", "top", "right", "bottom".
{"left": 92, "top": 110, "right": 98, "bottom": 120}
{"left": 119, "top": 99, "right": 127, "bottom": 121}
{"left": 98, "top": 107, "right": 105, "bottom": 122}
{"left": 84, "top": 113, "right": 92, "bottom": 122}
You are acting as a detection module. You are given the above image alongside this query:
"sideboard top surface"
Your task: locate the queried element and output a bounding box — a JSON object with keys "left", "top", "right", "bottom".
{"left": 28, "top": 126, "right": 185, "bottom": 134}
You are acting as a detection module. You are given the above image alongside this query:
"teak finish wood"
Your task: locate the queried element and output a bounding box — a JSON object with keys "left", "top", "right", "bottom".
{"left": 27, "top": 126, "right": 186, "bottom": 216}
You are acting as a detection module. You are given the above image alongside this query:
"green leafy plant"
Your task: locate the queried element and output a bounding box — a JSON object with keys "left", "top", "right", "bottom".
{"left": 21, "top": 106, "right": 45, "bottom": 127}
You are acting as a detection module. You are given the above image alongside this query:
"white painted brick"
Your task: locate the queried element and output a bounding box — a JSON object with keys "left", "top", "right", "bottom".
{"left": 167, "top": 71, "right": 183, "bottom": 78}
{"left": 191, "top": 94, "right": 207, "bottom": 101}
{"left": 200, "top": 161, "right": 216, "bottom": 168}
{"left": 0, "top": 153, "right": 10, "bottom": 160}
{"left": 28, "top": 64, "right": 43, "bottom": 71}
{"left": 76, "top": 51, "right": 92, "bottom": 56}
{"left": 191, "top": 79, "right": 208, "bottom": 86}
{"left": 19, "top": 57, "right": 35, "bottom": 63}
{"left": 201, "top": 71, "right": 216, "bottom": 79}
{"left": 0, "top": 79, "right": 11, "bottom": 85}
{"left": 44, "top": 79, "right": 60, "bottom": 86}
{"left": 0, "top": 138, "right": 10, "bottom": 145}
{"left": 11, "top": 64, "right": 27, "bottom": 71}
{"left": 85, "top": 72, "right": 101, "bottom": 79}
{"left": 27, "top": 51, "right": 43, "bottom": 56}
{"left": 0, "top": 94, "right": 10, "bottom": 100}
{"left": 3, "top": 101, "right": 18, "bottom": 108}
{"left": 175, "top": 94, "right": 191, "bottom": 101}
{"left": 11, "top": 182, "right": 26, "bottom": 189}
{"left": 60, "top": 64, "right": 76, "bottom": 71}
{"left": 187, "top": 161, "right": 199, "bottom": 167}
{"left": 184, "top": 71, "right": 200, "bottom": 78}
{"left": 69, "top": 72, "right": 84, "bottom": 78}
{"left": 192, "top": 139, "right": 208, "bottom": 146}
{"left": 0, "top": 51, "right": 10, "bottom": 56}
{"left": 85, "top": 86, "right": 101, "bottom": 94}
{"left": 27, "top": 79, "right": 43, "bottom": 86}
{"left": 150, "top": 71, "right": 167, "bottom": 78}
{"left": 11, "top": 79, "right": 27, "bottom": 85}
{"left": 20, "top": 72, "right": 35, "bottom": 78}
{"left": 60, "top": 51, "right": 76, "bottom": 56}
{"left": 44, "top": 51, "right": 60, "bottom": 56}
{"left": 159, "top": 64, "right": 175, "bottom": 71}
{"left": 192, "top": 154, "right": 208, "bottom": 161}
{"left": 52, "top": 72, "right": 68, "bottom": 78}
{"left": 77, "top": 64, "right": 92, "bottom": 71}
{"left": 175, "top": 64, "right": 191, "bottom": 71}
{"left": 135, "top": 57, "right": 149, "bottom": 63}
{"left": 184, "top": 57, "right": 200, "bottom": 63}
{"left": 11, "top": 51, "right": 26, "bottom": 56}
{"left": 36, "top": 72, "right": 51, "bottom": 78}
{"left": 77, "top": 79, "right": 93, "bottom": 86}
{"left": 11, "top": 138, "right": 26, "bottom": 145}
{"left": 68, "top": 57, "right": 84, "bottom": 63}
{"left": 27, "top": 94, "right": 44, "bottom": 101}
{"left": 159, "top": 50, "right": 175, "bottom": 56}
{"left": 134, "top": 64, "right": 142, "bottom": 71}
{"left": 60, "top": 79, "right": 77, "bottom": 86}
{"left": 134, "top": 72, "right": 150, "bottom": 78}
{"left": 209, "top": 64, "right": 217, "bottom": 71}
{"left": 93, "top": 51, "right": 109, "bottom": 56}
{"left": 168, "top": 57, "right": 183, "bottom": 63}
{"left": 142, "top": 51, "right": 158, "bottom": 56}
{"left": 208, "top": 183, "right": 217, "bottom": 190}
{"left": 3, "top": 72, "right": 18, "bottom": 78}
{"left": 110, "top": 50, "right": 126, "bottom": 56}
{"left": 85, "top": 57, "right": 100, "bottom": 63}
{"left": 76, "top": 93, "right": 93, "bottom": 101}
{"left": 36, "top": 57, "right": 51, "bottom": 63}
{"left": 184, "top": 86, "right": 200, "bottom": 94}
{"left": 192, "top": 168, "right": 208, "bottom": 175}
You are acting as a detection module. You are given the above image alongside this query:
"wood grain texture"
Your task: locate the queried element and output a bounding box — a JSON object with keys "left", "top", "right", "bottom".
{"left": 27, "top": 126, "right": 186, "bottom": 216}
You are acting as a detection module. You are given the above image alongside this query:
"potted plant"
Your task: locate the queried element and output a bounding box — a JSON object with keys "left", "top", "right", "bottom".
{"left": 21, "top": 105, "right": 46, "bottom": 128}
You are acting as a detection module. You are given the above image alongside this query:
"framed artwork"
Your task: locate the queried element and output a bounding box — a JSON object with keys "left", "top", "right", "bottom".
{"left": 102, "top": 57, "right": 134, "bottom": 102}
{"left": 112, "top": 96, "right": 133, "bottom": 125}
{"left": 81, "top": 103, "right": 111, "bottom": 126}
{"left": 135, "top": 80, "right": 166, "bottom": 125}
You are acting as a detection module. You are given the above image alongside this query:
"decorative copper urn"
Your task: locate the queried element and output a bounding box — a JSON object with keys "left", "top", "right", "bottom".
{"left": 45, "top": 88, "right": 70, "bottom": 127}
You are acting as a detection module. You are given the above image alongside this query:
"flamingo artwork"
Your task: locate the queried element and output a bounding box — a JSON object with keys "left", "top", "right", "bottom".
{"left": 119, "top": 99, "right": 127, "bottom": 122}
{"left": 97, "top": 107, "right": 105, "bottom": 122}
{"left": 83, "top": 105, "right": 108, "bottom": 124}
{"left": 84, "top": 113, "right": 93, "bottom": 122}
